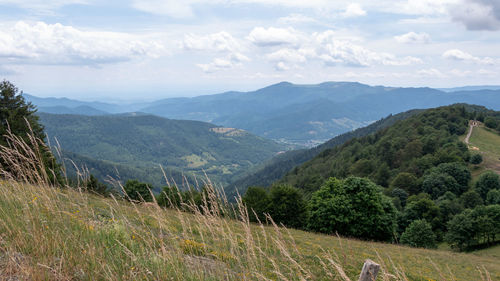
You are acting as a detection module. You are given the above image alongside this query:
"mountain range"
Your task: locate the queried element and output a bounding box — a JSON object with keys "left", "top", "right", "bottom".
{"left": 26, "top": 82, "right": 500, "bottom": 146}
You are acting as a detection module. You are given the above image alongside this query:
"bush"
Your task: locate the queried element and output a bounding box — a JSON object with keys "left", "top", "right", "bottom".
{"left": 475, "top": 171, "right": 500, "bottom": 199}
{"left": 469, "top": 154, "right": 483, "bottom": 165}
{"left": 484, "top": 117, "right": 497, "bottom": 129}
{"left": 123, "top": 179, "right": 153, "bottom": 202}
{"left": 390, "top": 172, "right": 418, "bottom": 195}
{"left": 267, "top": 184, "right": 307, "bottom": 228}
{"left": 421, "top": 172, "right": 460, "bottom": 199}
{"left": 446, "top": 205, "right": 500, "bottom": 251}
{"left": 308, "top": 177, "right": 397, "bottom": 241}
{"left": 400, "top": 219, "right": 437, "bottom": 248}
{"left": 157, "top": 185, "right": 183, "bottom": 208}
{"left": 459, "top": 190, "right": 483, "bottom": 209}
{"left": 84, "top": 174, "right": 108, "bottom": 195}
{"left": 242, "top": 186, "right": 270, "bottom": 223}
{"left": 486, "top": 189, "right": 500, "bottom": 205}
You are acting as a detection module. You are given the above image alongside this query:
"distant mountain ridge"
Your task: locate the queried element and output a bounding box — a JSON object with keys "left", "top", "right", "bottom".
{"left": 26, "top": 82, "right": 500, "bottom": 146}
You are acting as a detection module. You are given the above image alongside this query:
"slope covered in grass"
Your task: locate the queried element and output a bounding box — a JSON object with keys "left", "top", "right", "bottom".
{"left": 0, "top": 180, "right": 498, "bottom": 281}
{"left": 468, "top": 124, "right": 500, "bottom": 175}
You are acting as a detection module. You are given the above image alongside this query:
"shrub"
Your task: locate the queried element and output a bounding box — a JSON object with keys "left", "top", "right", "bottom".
{"left": 391, "top": 172, "right": 418, "bottom": 195}
{"left": 157, "top": 185, "right": 183, "bottom": 208}
{"left": 459, "top": 190, "right": 483, "bottom": 209}
{"left": 84, "top": 174, "right": 108, "bottom": 195}
{"left": 123, "top": 179, "right": 153, "bottom": 202}
{"left": 422, "top": 172, "right": 460, "bottom": 199}
{"left": 308, "top": 177, "right": 397, "bottom": 241}
{"left": 400, "top": 219, "right": 437, "bottom": 248}
{"left": 484, "top": 117, "right": 497, "bottom": 129}
{"left": 469, "top": 154, "right": 483, "bottom": 165}
{"left": 486, "top": 189, "right": 500, "bottom": 205}
{"left": 267, "top": 184, "right": 307, "bottom": 228}
{"left": 242, "top": 186, "right": 270, "bottom": 223}
{"left": 475, "top": 171, "right": 500, "bottom": 199}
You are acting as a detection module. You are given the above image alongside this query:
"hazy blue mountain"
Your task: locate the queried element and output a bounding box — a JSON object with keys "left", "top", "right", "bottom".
{"left": 37, "top": 105, "right": 109, "bottom": 116}
{"left": 439, "top": 86, "right": 500, "bottom": 92}
{"left": 26, "top": 82, "right": 500, "bottom": 146}
{"left": 38, "top": 113, "right": 287, "bottom": 187}
{"left": 23, "top": 94, "right": 143, "bottom": 114}
{"left": 138, "top": 82, "right": 500, "bottom": 145}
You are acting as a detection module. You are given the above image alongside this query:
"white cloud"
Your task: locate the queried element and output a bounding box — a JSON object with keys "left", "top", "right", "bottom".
{"left": 392, "top": 0, "right": 460, "bottom": 16}
{"left": 182, "top": 32, "right": 241, "bottom": 53}
{"left": 0, "top": 0, "right": 88, "bottom": 12}
{"left": 0, "top": 21, "right": 166, "bottom": 65}
{"left": 342, "top": 3, "right": 367, "bottom": 18}
{"left": 417, "top": 68, "right": 447, "bottom": 78}
{"left": 278, "top": 14, "right": 318, "bottom": 24}
{"left": 132, "top": 0, "right": 196, "bottom": 18}
{"left": 196, "top": 52, "right": 249, "bottom": 73}
{"left": 311, "top": 31, "right": 422, "bottom": 67}
{"left": 247, "top": 27, "right": 300, "bottom": 47}
{"left": 182, "top": 31, "right": 250, "bottom": 73}
{"left": 449, "top": 0, "right": 500, "bottom": 30}
{"left": 442, "top": 49, "right": 495, "bottom": 65}
{"left": 266, "top": 48, "right": 308, "bottom": 71}
{"left": 394, "top": 32, "right": 431, "bottom": 44}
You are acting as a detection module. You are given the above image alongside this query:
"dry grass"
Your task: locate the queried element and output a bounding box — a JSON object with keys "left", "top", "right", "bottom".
{"left": 0, "top": 122, "right": 498, "bottom": 281}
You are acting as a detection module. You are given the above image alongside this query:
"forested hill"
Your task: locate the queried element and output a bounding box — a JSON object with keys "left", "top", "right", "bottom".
{"left": 227, "top": 109, "right": 422, "bottom": 194}
{"left": 38, "top": 113, "right": 287, "bottom": 187}
{"left": 280, "top": 104, "right": 498, "bottom": 194}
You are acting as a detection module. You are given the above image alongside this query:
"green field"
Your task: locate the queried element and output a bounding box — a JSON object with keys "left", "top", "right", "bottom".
{"left": 0, "top": 180, "right": 498, "bottom": 281}
{"left": 468, "top": 124, "right": 500, "bottom": 175}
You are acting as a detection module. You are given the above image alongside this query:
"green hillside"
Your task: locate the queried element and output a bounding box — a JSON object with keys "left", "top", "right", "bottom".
{"left": 38, "top": 113, "right": 287, "bottom": 187}
{"left": 281, "top": 105, "right": 481, "bottom": 193}
{"left": 468, "top": 124, "right": 500, "bottom": 175}
{"left": 0, "top": 180, "right": 498, "bottom": 280}
{"left": 228, "top": 109, "right": 422, "bottom": 194}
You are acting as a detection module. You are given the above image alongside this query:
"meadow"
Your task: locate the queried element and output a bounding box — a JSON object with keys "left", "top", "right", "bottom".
{"left": 0, "top": 179, "right": 498, "bottom": 281}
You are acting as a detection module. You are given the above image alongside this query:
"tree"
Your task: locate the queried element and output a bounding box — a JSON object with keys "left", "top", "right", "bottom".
{"left": 475, "top": 171, "right": 500, "bottom": 200}
{"left": 459, "top": 190, "right": 483, "bottom": 209}
{"left": 242, "top": 186, "right": 270, "bottom": 223}
{"left": 84, "top": 174, "right": 108, "bottom": 195}
{"left": 267, "top": 184, "right": 307, "bottom": 228}
{"left": 486, "top": 189, "right": 500, "bottom": 205}
{"left": 308, "top": 177, "right": 397, "bottom": 241}
{"left": 390, "top": 172, "right": 419, "bottom": 195}
{"left": 484, "top": 117, "right": 497, "bottom": 129}
{"left": 401, "top": 194, "right": 441, "bottom": 235}
{"left": 400, "top": 220, "right": 437, "bottom": 248}
{"left": 0, "top": 80, "right": 61, "bottom": 184}
{"left": 421, "top": 172, "right": 460, "bottom": 199}
{"left": 157, "top": 185, "right": 183, "bottom": 209}
{"left": 434, "top": 162, "right": 471, "bottom": 191}
{"left": 123, "top": 179, "right": 153, "bottom": 202}
{"left": 469, "top": 154, "right": 483, "bottom": 165}
{"left": 445, "top": 210, "right": 477, "bottom": 251}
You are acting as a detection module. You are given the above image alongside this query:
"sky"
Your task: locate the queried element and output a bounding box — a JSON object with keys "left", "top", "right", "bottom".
{"left": 0, "top": 0, "right": 499, "bottom": 101}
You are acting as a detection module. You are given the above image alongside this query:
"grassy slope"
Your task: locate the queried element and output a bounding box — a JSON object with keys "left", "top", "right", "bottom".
{"left": 468, "top": 124, "right": 500, "bottom": 176}
{"left": 0, "top": 181, "right": 497, "bottom": 281}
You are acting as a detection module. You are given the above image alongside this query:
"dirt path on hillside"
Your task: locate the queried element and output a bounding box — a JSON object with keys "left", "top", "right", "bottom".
{"left": 465, "top": 120, "right": 478, "bottom": 145}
